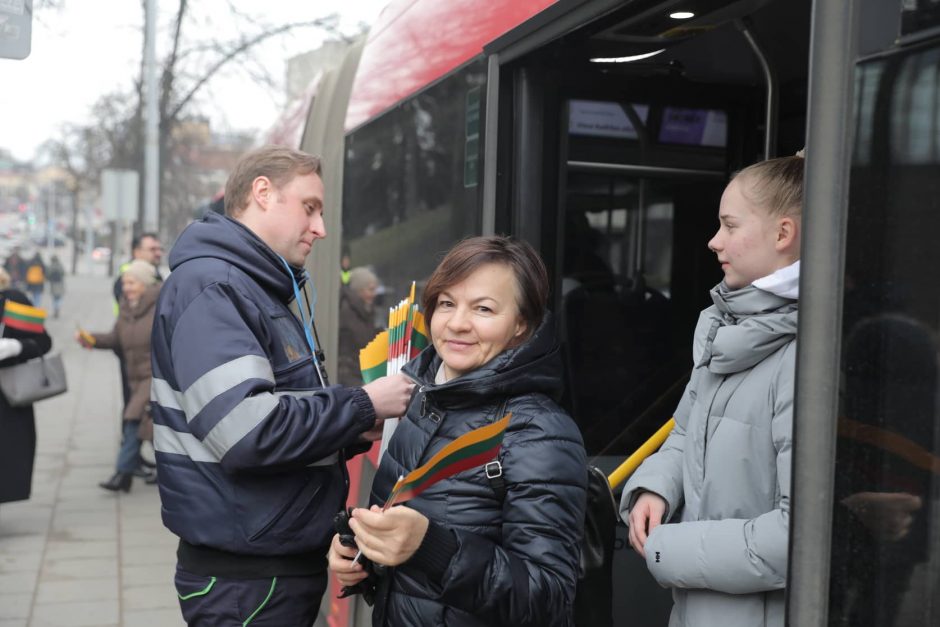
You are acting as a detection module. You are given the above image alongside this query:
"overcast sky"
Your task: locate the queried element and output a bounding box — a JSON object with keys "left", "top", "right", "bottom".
{"left": 0, "top": 0, "right": 388, "bottom": 161}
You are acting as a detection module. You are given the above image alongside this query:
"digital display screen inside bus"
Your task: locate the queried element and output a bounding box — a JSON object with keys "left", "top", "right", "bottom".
{"left": 568, "top": 100, "right": 649, "bottom": 139}
{"left": 658, "top": 107, "right": 728, "bottom": 148}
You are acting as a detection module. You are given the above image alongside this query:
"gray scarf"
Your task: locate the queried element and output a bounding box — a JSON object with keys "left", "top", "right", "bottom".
{"left": 694, "top": 283, "right": 798, "bottom": 374}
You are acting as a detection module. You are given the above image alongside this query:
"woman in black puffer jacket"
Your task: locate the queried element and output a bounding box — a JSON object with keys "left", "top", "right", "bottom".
{"left": 329, "top": 236, "right": 587, "bottom": 627}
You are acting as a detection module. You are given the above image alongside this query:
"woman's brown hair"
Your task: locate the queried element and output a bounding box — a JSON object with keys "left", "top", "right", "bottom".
{"left": 422, "top": 236, "right": 548, "bottom": 340}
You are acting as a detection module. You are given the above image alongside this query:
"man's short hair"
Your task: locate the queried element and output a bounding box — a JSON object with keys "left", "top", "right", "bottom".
{"left": 224, "top": 146, "right": 323, "bottom": 217}
{"left": 132, "top": 232, "right": 159, "bottom": 251}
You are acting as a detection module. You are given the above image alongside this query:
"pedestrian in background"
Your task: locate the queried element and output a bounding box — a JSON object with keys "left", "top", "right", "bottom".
{"left": 113, "top": 232, "right": 163, "bottom": 307}
{"left": 24, "top": 251, "right": 45, "bottom": 307}
{"left": 329, "top": 236, "right": 588, "bottom": 627}
{"left": 46, "top": 254, "right": 65, "bottom": 319}
{"left": 620, "top": 154, "right": 804, "bottom": 627}
{"left": 111, "top": 232, "right": 164, "bottom": 479}
{"left": 0, "top": 267, "right": 52, "bottom": 505}
{"left": 77, "top": 260, "right": 161, "bottom": 493}
{"left": 337, "top": 266, "right": 381, "bottom": 385}
{"left": 151, "top": 146, "right": 413, "bottom": 626}
{"left": 3, "top": 247, "right": 27, "bottom": 291}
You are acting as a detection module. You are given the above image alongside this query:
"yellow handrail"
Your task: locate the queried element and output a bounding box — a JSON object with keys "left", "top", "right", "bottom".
{"left": 607, "top": 418, "right": 676, "bottom": 489}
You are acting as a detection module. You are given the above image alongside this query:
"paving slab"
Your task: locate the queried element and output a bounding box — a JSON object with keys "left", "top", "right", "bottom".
{"left": 0, "top": 269, "right": 183, "bottom": 626}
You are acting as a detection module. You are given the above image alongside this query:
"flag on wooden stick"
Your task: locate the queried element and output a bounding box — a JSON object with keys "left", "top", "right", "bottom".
{"left": 384, "top": 413, "right": 511, "bottom": 508}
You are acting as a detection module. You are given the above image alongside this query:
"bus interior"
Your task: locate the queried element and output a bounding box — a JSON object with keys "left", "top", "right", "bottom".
{"left": 492, "top": 0, "right": 811, "bottom": 463}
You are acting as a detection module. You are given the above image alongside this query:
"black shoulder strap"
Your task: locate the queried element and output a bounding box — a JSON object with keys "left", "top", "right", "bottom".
{"left": 486, "top": 398, "right": 510, "bottom": 501}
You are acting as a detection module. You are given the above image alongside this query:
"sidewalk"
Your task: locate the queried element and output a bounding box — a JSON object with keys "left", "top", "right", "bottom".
{"left": 0, "top": 267, "right": 184, "bottom": 627}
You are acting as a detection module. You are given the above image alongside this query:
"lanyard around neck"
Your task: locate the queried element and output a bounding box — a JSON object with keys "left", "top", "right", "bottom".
{"left": 279, "top": 257, "right": 324, "bottom": 385}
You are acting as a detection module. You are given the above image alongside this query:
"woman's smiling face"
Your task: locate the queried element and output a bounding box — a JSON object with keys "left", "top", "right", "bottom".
{"left": 430, "top": 263, "right": 528, "bottom": 381}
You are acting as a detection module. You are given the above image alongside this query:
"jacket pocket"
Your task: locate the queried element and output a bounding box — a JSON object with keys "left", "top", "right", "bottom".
{"left": 272, "top": 355, "right": 319, "bottom": 391}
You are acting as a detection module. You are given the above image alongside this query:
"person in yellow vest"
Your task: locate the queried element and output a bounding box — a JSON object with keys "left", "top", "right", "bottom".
{"left": 340, "top": 250, "right": 352, "bottom": 285}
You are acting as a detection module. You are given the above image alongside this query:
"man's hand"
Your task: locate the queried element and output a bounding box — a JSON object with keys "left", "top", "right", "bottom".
{"left": 0, "top": 338, "right": 23, "bottom": 360}
{"left": 349, "top": 505, "right": 429, "bottom": 567}
{"left": 628, "top": 491, "right": 667, "bottom": 558}
{"left": 842, "top": 491, "right": 923, "bottom": 543}
{"left": 327, "top": 533, "right": 370, "bottom": 588}
{"left": 359, "top": 418, "right": 386, "bottom": 442}
{"left": 362, "top": 373, "right": 415, "bottom": 420}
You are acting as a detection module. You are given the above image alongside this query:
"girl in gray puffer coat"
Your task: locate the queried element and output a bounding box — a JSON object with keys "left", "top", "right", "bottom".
{"left": 621, "top": 154, "right": 804, "bottom": 627}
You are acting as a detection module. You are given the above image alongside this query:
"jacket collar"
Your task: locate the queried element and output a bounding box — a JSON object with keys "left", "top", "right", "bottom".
{"left": 402, "top": 314, "right": 563, "bottom": 408}
{"left": 168, "top": 212, "right": 306, "bottom": 303}
{"left": 695, "top": 283, "right": 798, "bottom": 374}
{"left": 121, "top": 284, "right": 161, "bottom": 319}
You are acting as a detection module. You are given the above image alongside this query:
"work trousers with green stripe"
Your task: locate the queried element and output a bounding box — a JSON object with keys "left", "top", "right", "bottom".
{"left": 174, "top": 566, "right": 327, "bottom": 626}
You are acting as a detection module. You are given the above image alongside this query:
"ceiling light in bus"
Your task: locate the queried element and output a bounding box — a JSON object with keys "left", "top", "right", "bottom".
{"left": 669, "top": 12, "right": 695, "bottom": 19}
{"left": 590, "top": 49, "right": 666, "bottom": 63}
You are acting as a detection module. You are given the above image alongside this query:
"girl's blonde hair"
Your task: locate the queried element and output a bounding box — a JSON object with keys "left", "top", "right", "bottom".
{"left": 733, "top": 154, "right": 805, "bottom": 217}
{"left": 0, "top": 268, "right": 10, "bottom": 290}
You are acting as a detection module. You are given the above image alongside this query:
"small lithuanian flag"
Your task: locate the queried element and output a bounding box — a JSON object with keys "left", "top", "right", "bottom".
{"left": 2, "top": 300, "right": 46, "bottom": 334}
{"left": 385, "top": 413, "right": 511, "bottom": 508}
{"left": 410, "top": 309, "right": 429, "bottom": 359}
{"left": 359, "top": 330, "right": 390, "bottom": 383}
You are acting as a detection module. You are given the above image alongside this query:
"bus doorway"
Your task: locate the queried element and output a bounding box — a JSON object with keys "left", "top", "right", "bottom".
{"left": 489, "top": 0, "right": 811, "bottom": 622}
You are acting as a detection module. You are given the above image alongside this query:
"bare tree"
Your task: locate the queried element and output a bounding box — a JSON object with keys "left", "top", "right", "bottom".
{"left": 145, "top": 1, "right": 349, "bottom": 240}
{"left": 41, "top": 91, "right": 140, "bottom": 273}
{"left": 45, "top": 1, "right": 351, "bottom": 248}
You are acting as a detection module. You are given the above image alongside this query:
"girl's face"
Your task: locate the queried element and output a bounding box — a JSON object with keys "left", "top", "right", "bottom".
{"left": 707, "top": 177, "right": 789, "bottom": 290}
{"left": 430, "top": 263, "right": 528, "bottom": 381}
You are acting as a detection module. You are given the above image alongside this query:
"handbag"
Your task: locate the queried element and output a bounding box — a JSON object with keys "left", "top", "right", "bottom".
{"left": 0, "top": 353, "right": 68, "bottom": 407}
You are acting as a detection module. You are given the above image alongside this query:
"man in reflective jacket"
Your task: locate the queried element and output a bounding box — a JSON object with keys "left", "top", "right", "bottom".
{"left": 151, "top": 146, "right": 413, "bottom": 626}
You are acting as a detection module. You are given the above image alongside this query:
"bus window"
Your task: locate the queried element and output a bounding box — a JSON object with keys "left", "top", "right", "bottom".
{"left": 342, "top": 60, "right": 487, "bottom": 306}
{"left": 829, "top": 40, "right": 940, "bottom": 626}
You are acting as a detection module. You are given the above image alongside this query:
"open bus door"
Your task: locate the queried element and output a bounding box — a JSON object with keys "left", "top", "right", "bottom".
{"left": 483, "top": 0, "right": 812, "bottom": 623}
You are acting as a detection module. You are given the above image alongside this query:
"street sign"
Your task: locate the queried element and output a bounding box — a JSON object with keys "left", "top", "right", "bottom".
{"left": 101, "top": 169, "right": 139, "bottom": 222}
{"left": 0, "top": 0, "right": 32, "bottom": 60}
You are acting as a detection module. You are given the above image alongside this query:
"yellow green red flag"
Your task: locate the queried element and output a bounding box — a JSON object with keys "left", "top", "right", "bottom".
{"left": 410, "top": 310, "right": 429, "bottom": 358}
{"left": 2, "top": 300, "right": 46, "bottom": 334}
{"left": 385, "top": 413, "right": 511, "bottom": 508}
{"left": 359, "top": 330, "right": 389, "bottom": 383}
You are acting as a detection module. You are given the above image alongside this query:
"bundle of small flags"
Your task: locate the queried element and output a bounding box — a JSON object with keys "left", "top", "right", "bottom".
{"left": 384, "top": 413, "right": 511, "bottom": 508}
{"left": 359, "top": 281, "right": 429, "bottom": 459}
{"left": 1, "top": 300, "right": 46, "bottom": 334}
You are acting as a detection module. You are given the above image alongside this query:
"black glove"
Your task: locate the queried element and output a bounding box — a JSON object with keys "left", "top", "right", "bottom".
{"left": 334, "top": 508, "right": 378, "bottom": 605}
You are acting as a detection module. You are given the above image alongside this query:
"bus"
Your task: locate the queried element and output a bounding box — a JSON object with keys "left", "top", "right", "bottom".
{"left": 283, "top": 0, "right": 940, "bottom": 624}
